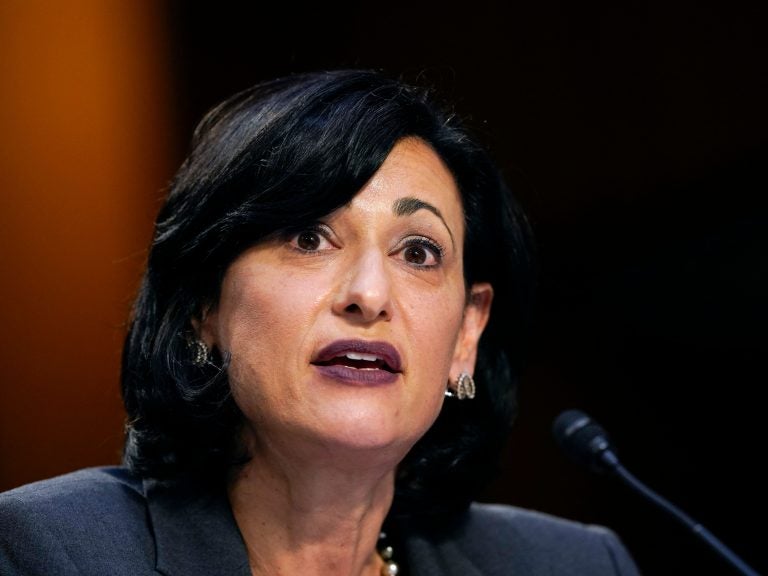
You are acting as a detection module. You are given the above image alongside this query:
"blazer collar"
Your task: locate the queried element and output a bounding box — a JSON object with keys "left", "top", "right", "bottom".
{"left": 144, "top": 478, "right": 251, "bottom": 576}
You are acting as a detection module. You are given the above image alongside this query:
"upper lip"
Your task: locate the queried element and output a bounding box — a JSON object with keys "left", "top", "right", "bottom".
{"left": 312, "top": 339, "right": 403, "bottom": 373}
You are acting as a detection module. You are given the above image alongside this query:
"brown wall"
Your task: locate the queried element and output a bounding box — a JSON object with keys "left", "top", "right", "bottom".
{"left": 0, "top": 1, "right": 173, "bottom": 491}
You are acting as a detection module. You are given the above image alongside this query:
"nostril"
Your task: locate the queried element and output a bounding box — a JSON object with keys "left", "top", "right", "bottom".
{"left": 344, "top": 303, "right": 362, "bottom": 314}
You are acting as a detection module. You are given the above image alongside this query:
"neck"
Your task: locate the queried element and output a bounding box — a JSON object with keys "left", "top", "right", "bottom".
{"left": 228, "top": 440, "right": 397, "bottom": 576}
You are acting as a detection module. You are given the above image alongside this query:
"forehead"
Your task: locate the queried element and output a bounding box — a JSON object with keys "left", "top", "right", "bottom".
{"left": 348, "top": 137, "right": 464, "bottom": 225}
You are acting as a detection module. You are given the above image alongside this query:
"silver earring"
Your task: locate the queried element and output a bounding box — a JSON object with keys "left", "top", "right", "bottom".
{"left": 191, "top": 339, "right": 209, "bottom": 367}
{"left": 445, "top": 372, "right": 476, "bottom": 400}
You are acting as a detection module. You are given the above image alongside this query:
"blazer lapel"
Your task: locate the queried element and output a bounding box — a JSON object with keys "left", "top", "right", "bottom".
{"left": 144, "top": 479, "right": 251, "bottom": 576}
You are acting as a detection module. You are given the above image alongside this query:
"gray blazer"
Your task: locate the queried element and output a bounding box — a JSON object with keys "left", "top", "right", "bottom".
{"left": 0, "top": 467, "right": 641, "bottom": 575}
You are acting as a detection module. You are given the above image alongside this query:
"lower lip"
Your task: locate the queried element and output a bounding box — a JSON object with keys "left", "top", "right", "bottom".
{"left": 313, "top": 364, "right": 399, "bottom": 385}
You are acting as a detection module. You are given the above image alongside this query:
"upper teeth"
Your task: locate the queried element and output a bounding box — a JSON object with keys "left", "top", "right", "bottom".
{"left": 344, "top": 352, "right": 379, "bottom": 362}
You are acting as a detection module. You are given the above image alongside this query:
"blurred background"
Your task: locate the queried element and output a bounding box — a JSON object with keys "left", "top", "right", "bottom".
{"left": 1, "top": 1, "right": 765, "bottom": 574}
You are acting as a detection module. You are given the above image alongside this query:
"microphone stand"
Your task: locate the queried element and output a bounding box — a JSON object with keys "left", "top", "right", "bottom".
{"left": 599, "top": 450, "right": 760, "bottom": 576}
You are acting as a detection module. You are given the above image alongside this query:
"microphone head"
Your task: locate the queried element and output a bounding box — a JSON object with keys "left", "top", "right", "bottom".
{"left": 552, "top": 409, "right": 619, "bottom": 473}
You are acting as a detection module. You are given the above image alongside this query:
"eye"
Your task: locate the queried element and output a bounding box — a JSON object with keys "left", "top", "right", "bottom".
{"left": 399, "top": 237, "right": 444, "bottom": 268}
{"left": 296, "top": 230, "right": 321, "bottom": 250}
{"left": 289, "top": 226, "right": 334, "bottom": 252}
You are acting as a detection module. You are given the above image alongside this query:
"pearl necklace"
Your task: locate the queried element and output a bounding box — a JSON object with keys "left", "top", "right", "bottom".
{"left": 378, "top": 532, "right": 399, "bottom": 576}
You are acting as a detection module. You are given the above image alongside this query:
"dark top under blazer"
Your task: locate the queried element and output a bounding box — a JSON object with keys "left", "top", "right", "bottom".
{"left": 0, "top": 467, "right": 641, "bottom": 575}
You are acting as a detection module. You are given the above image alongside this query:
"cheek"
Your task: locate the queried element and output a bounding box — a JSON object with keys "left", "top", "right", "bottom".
{"left": 216, "top": 278, "right": 294, "bottom": 387}
{"left": 405, "top": 290, "right": 466, "bottom": 379}
{"left": 219, "top": 295, "right": 304, "bottom": 427}
{"left": 217, "top": 269, "right": 316, "bottom": 350}
{"left": 215, "top": 267, "right": 328, "bottom": 397}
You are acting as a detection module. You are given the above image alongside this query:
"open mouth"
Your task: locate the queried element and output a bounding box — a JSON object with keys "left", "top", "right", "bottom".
{"left": 311, "top": 340, "right": 403, "bottom": 376}
{"left": 314, "top": 352, "right": 395, "bottom": 372}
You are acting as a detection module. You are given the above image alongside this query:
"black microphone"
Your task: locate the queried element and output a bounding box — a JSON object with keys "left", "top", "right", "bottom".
{"left": 553, "top": 409, "right": 760, "bottom": 576}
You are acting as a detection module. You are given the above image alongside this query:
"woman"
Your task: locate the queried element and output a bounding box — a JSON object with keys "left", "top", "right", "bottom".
{"left": 0, "top": 70, "right": 640, "bottom": 575}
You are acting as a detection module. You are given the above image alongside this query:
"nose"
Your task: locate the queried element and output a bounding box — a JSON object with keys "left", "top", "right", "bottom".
{"left": 332, "top": 249, "right": 393, "bottom": 323}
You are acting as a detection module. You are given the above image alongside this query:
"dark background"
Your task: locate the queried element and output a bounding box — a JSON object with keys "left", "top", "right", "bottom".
{"left": 2, "top": 1, "right": 765, "bottom": 574}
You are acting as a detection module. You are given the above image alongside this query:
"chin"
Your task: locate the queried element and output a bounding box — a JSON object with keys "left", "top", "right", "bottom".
{"left": 312, "top": 404, "right": 435, "bottom": 457}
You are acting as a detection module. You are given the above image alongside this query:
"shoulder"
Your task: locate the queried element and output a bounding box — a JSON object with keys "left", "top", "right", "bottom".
{"left": 463, "top": 502, "right": 618, "bottom": 545}
{"left": 0, "top": 467, "right": 155, "bottom": 575}
{"left": 0, "top": 466, "right": 146, "bottom": 528}
{"left": 461, "top": 503, "right": 641, "bottom": 575}
{"left": 404, "top": 503, "right": 641, "bottom": 576}
{"left": 0, "top": 466, "right": 143, "bottom": 504}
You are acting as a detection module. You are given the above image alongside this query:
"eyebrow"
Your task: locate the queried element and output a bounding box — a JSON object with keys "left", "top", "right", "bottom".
{"left": 392, "top": 196, "right": 455, "bottom": 248}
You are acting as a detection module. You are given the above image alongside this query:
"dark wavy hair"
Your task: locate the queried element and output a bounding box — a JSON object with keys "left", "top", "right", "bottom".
{"left": 121, "top": 69, "right": 535, "bottom": 523}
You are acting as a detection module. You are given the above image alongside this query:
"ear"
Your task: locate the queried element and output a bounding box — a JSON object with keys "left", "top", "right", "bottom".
{"left": 449, "top": 282, "right": 493, "bottom": 383}
{"left": 190, "top": 305, "right": 217, "bottom": 348}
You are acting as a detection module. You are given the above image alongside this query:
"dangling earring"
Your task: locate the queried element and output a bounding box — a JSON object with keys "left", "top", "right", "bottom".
{"left": 445, "top": 372, "right": 476, "bottom": 400}
{"left": 191, "top": 339, "right": 210, "bottom": 367}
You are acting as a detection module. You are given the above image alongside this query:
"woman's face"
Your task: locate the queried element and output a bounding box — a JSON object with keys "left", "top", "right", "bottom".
{"left": 201, "top": 137, "right": 492, "bottom": 466}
